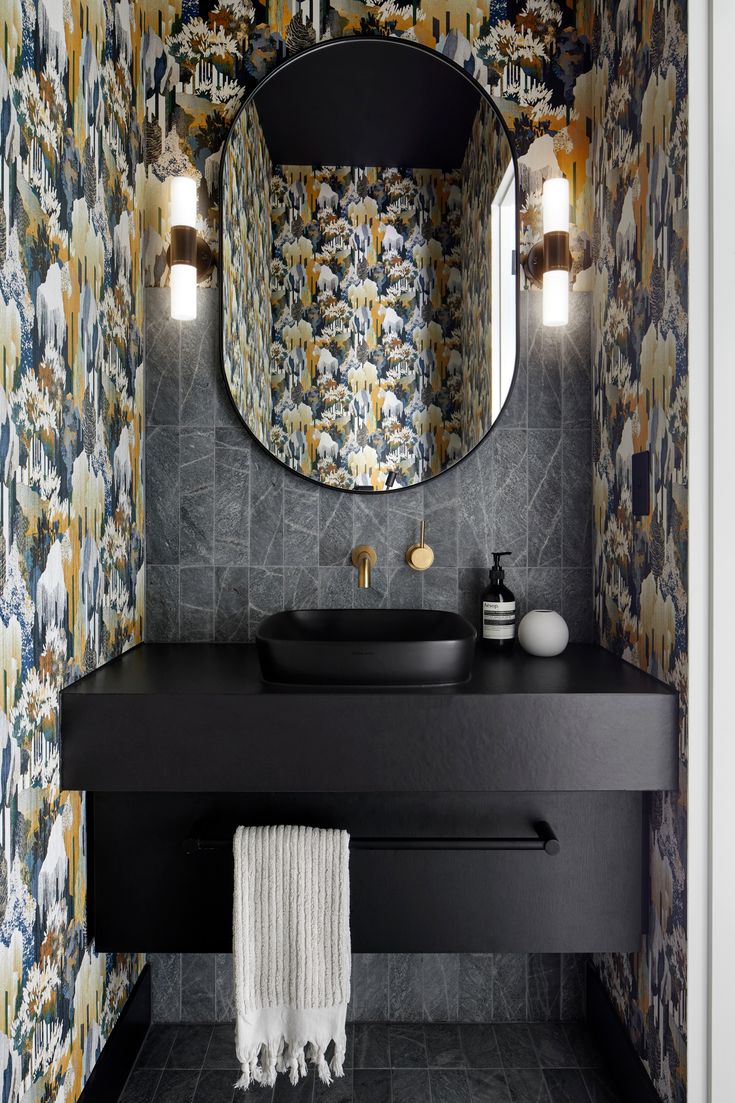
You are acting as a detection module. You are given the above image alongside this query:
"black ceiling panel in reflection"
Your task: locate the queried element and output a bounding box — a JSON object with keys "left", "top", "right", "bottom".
{"left": 253, "top": 39, "right": 482, "bottom": 169}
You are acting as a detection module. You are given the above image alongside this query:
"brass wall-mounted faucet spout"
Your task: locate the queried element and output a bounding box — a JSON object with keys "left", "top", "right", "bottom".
{"left": 352, "top": 545, "right": 377, "bottom": 588}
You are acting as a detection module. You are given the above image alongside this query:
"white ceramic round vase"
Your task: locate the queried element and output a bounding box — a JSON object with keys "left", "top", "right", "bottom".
{"left": 518, "top": 609, "right": 569, "bottom": 657}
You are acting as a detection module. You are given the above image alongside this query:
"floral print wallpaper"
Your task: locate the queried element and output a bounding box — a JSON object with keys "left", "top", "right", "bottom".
{"left": 579, "top": 0, "right": 688, "bottom": 1099}
{"left": 0, "top": 0, "right": 145, "bottom": 1098}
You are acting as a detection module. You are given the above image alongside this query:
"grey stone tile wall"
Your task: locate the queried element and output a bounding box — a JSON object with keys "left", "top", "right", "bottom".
{"left": 144, "top": 287, "right": 594, "bottom": 1024}
{"left": 150, "top": 953, "right": 587, "bottom": 1024}
{"left": 145, "top": 288, "right": 593, "bottom": 642}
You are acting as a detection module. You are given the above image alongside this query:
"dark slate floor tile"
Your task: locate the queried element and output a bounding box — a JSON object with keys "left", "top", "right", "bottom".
{"left": 494, "top": 1026, "right": 539, "bottom": 1070}
{"left": 392, "top": 1068, "right": 431, "bottom": 1103}
{"left": 272, "top": 1072, "right": 314, "bottom": 1102}
{"left": 425, "top": 1024, "right": 464, "bottom": 1067}
{"left": 182, "top": 954, "right": 215, "bottom": 1022}
{"left": 528, "top": 1026, "right": 576, "bottom": 1069}
{"left": 325, "top": 1025, "right": 354, "bottom": 1073}
{"left": 581, "top": 1070, "right": 622, "bottom": 1102}
{"left": 214, "top": 954, "right": 235, "bottom": 1023}
{"left": 314, "top": 1069, "right": 352, "bottom": 1101}
{"left": 527, "top": 956, "right": 561, "bottom": 1023}
{"left": 354, "top": 1024, "right": 390, "bottom": 1069}
{"left": 352, "top": 955, "right": 389, "bottom": 1022}
{"left": 204, "top": 1024, "right": 239, "bottom": 1069}
{"left": 542, "top": 1069, "right": 589, "bottom": 1102}
{"left": 137, "top": 1025, "right": 178, "bottom": 1069}
{"left": 150, "top": 953, "right": 181, "bottom": 1023}
{"left": 390, "top": 1024, "right": 427, "bottom": 1068}
{"left": 153, "top": 1069, "right": 199, "bottom": 1103}
{"left": 505, "top": 1068, "right": 550, "bottom": 1103}
{"left": 120, "top": 1069, "right": 162, "bottom": 1103}
{"left": 493, "top": 957, "right": 527, "bottom": 1023}
{"left": 422, "top": 955, "right": 459, "bottom": 1023}
{"left": 562, "top": 1026, "right": 603, "bottom": 1069}
{"left": 460, "top": 1025, "right": 502, "bottom": 1069}
{"left": 429, "top": 1068, "right": 471, "bottom": 1103}
{"left": 167, "top": 1024, "right": 213, "bottom": 1069}
{"left": 458, "top": 956, "right": 494, "bottom": 1023}
{"left": 353, "top": 1069, "right": 391, "bottom": 1103}
{"left": 467, "top": 1069, "right": 512, "bottom": 1103}
{"left": 389, "top": 954, "right": 423, "bottom": 1022}
{"left": 193, "top": 1070, "right": 238, "bottom": 1103}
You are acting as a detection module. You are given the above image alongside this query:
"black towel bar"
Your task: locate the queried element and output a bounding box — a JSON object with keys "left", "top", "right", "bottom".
{"left": 183, "top": 821, "right": 560, "bottom": 856}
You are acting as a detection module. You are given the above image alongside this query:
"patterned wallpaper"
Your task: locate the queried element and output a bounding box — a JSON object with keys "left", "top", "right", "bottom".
{"left": 580, "top": 0, "right": 688, "bottom": 1100}
{"left": 0, "top": 0, "right": 146, "bottom": 1098}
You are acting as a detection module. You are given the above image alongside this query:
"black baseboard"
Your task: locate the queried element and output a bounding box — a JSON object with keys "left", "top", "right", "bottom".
{"left": 79, "top": 964, "right": 151, "bottom": 1103}
{"left": 586, "top": 962, "right": 662, "bottom": 1103}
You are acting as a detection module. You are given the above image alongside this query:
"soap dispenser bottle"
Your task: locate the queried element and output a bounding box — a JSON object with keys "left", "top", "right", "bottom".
{"left": 482, "top": 552, "right": 516, "bottom": 650}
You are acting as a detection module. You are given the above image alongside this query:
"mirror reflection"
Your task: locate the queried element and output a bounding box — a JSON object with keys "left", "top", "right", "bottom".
{"left": 221, "top": 39, "right": 517, "bottom": 491}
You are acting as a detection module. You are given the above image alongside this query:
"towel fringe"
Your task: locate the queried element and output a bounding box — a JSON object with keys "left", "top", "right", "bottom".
{"left": 235, "top": 1035, "right": 346, "bottom": 1087}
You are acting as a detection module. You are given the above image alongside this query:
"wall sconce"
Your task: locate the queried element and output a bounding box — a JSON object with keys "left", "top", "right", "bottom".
{"left": 168, "top": 176, "right": 213, "bottom": 321}
{"left": 522, "top": 177, "right": 571, "bottom": 327}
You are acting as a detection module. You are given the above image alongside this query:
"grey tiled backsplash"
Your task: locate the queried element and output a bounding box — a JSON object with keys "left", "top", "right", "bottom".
{"left": 145, "top": 288, "right": 593, "bottom": 642}
{"left": 144, "top": 287, "right": 594, "bottom": 1024}
{"left": 150, "top": 953, "right": 586, "bottom": 1024}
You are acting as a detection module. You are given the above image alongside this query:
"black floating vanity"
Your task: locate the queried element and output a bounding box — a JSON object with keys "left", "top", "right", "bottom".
{"left": 61, "top": 642, "right": 677, "bottom": 956}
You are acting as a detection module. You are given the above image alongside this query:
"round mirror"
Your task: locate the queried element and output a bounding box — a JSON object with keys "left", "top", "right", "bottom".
{"left": 221, "top": 38, "right": 518, "bottom": 492}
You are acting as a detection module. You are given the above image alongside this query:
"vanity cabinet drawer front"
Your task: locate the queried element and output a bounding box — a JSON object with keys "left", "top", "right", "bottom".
{"left": 90, "top": 791, "right": 643, "bottom": 953}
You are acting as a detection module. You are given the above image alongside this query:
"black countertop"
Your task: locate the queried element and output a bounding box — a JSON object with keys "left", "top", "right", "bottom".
{"left": 61, "top": 642, "right": 678, "bottom": 793}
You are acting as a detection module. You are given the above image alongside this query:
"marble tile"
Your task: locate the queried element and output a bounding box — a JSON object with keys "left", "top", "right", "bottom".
{"left": 214, "top": 428, "right": 250, "bottom": 566}
{"left": 214, "top": 954, "right": 235, "bottom": 1022}
{"left": 193, "top": 1070, "right": 237, "bottom": 1103}
{"left": 352, "top": 956, "right": 389, "bottom": 1022}
{"left": 354, "top": 491, "right": 388, "bottom": 563}
{"left": 386, "top": 485, "right": 424, "bottom": 566}
{"left": 391, "top": 1068, "right": 431, "bottom": 1103}
{"left": 527, "top": 431, "right": 562, "bottom": 568}
{"left": 467, "top": 1068, "right": 512, "bottom": 1102}
{"left": 527, "top": 956, "right": 561, "bottom": 1023}
{"left": 354, "top": 566, "right": 389, "bottom": 608}
{"left": 137, "top": 1025, "right": 178, "bottom": 1068}
{"left": 423, "top": 566, "right": 458, "bottom": 613}
{"left": 458, "top": 449, "right": 494, "bottom": 568}
{"left": 249, "top": 448, "right": 283, "bottom": 566}
{"left": 120, "top": 1069, "right": 162, "bottom": 1103}
{"left": 203, "top": 1024, "right": 239, "bottom": 1069}
{"left": 284, "top": 480, "right": 319, "bottom": 566}
{"left": 495, "top": 1025, "right": 538, "bottom": 1069}
{"left": 389, "top": 1024, "right": 427, "bottom": 1068}
{"left": 528, "top": 326, "right": 562, "bottom": 429}
{"left": 458, "top": 956, "right": 494, "bottom": 1023}
{"left": 167, "top": 1024, "right": 213, "bottom": 1069}
{"left": 214, "top": 566, "right": 249, "bottom": 642}
{"left": 422, "top": 467, "right": 459, "bottom": 567}
{"left": 146, "top": 567, "right": 180, "bottom": 643}
{"left": 491, "top": 430, "right": 528, "bottom": 568}
{"left": 460, "top": 1025, "right": 502, "bottom": 1069}
{"left": 424, "top": 1024, "right": 464, "bottom": 1067}
{"left": 458, "top": 567, "right": 489, "bottom": 633}
{"left": 180, "top": 430, "right": 214, "bottom": 565}
{"left": 505, "top": 1068, "right": 550, "bottom": 1103}
{"left": 562, "top": 432, "right": 592, "bottom": 569}
{"left": 318, "top": 566, "right": 354, "bottom": 608}
{"left": 562, "top": 295, "right": 592, "bottom": 431}
{"left": 387, "top": 565, "right": 423, "bottom": 609}
{"left": 353, "top": 1023, "right": 390, "bottom": 1068}
{"left": 429, "top": 1068, "right": 472, "bottom": 1103}
{"left": 147, "top": 427, "right": 180, "bottom": 564}
{"left": 542, "top": 1069, "right": 589, "bottom": 1103}
{"left": 561, "top": 570, "right": 592, "bottom": 643}
{"left": 181, "top": 954, "right": 215, "bottom": 1022}
{"left": 422, "top": 954, "right": 459, "bottom": 1022}
{"left": 526, "top": 566, "right": 562, "bottom": 614}
{"left": 151, "top": 955, "right": 181, "bottom": 1024}
{"left": 559, "top": 958, "right": 586, "bottom": 1024}
{"left": 388, "top": 955, "right": 423, "bottom": 1022}
{"left": 248, "top": 566, "right": 284, "bottom": 637}
{"left": 528, "top": 1026, "right": 576, "bottom": 1069}
{"left": 283, "top": 566, "right": 319, "bottom": 610}
{"left": 353, "top": 1069, "right": 390, "bottom": 1103}
{"left": 493, "top": 957, "right": 527, "bottom": 1024}
{"left": 180, "top": 290, "right": 217, "bottom": 427}
{"left": 319, "top": 494, "right": 354, "bottom": 566}
{"left": 146, "top": 292, "right": 180, "bottom": 425}
{"left": 180, "top": 567, "right": 214, "bottom": 642}
{"left": 214, "top": 366, "right": 245, "bottom": 430}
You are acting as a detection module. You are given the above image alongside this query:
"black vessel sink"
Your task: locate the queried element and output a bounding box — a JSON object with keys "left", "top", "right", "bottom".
{"left": 256, "top": 609, "right": 477, "bottom": 686}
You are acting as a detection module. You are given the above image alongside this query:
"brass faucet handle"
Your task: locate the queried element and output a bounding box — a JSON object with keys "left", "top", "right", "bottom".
{"left": 405, "top": 521, "right": 434, "bottom": 572}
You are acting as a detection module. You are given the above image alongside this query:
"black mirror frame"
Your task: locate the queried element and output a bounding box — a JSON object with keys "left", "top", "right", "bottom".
{"left": 218, "top": 35, "right": 521, "bottom": 495}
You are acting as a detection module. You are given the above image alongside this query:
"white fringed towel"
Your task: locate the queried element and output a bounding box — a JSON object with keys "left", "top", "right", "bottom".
{"left": 233, "top": 825, "right": 351, "bottom": 1089}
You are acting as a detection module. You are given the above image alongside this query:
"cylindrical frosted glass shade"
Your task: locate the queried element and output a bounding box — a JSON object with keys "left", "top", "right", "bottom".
{"left": 170, "top": 176, "right": 197, "bottom": 229}
{"left": 171, "top": 264, "right": 197, "bottom": 321}
{"left": 542, "top": 177, "right": 570, "bottom": 234}
{"left": 542, "top": 270, "right": 569, "bottom": 327}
